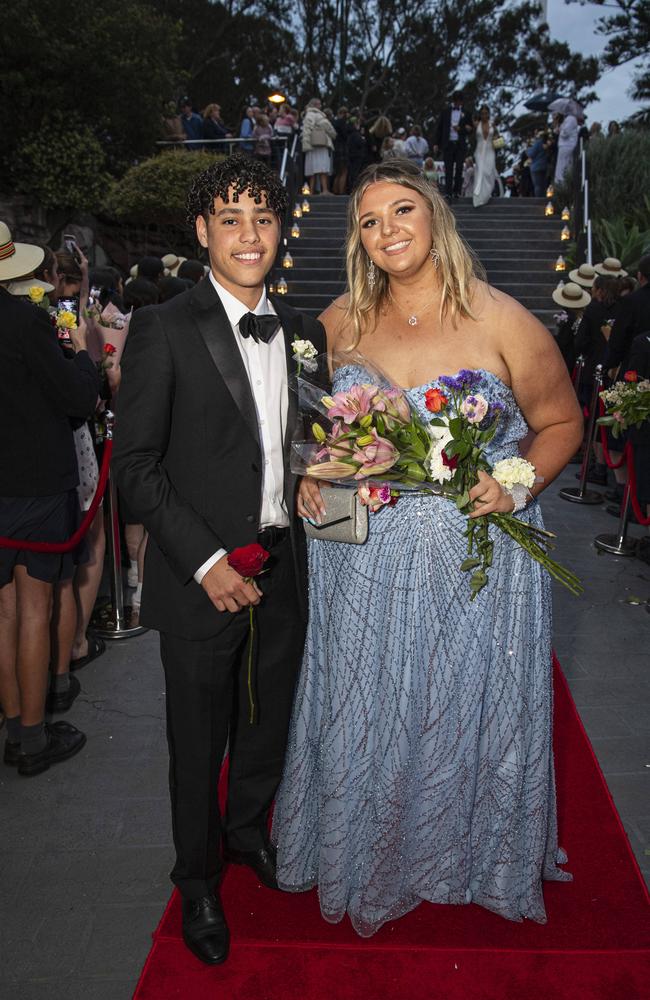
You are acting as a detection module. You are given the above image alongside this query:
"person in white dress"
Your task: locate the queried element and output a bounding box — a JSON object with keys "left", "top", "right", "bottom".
{"left": 553, "top": 114, "right": 578, "bottom": 185}
{"left": 472, "top": 105, "right": 498, "bottom": 208}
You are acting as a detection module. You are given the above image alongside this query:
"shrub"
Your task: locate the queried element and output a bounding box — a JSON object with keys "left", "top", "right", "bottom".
{"left": 587, "top": 132, "right": 650, "bottom": 230}
{"left": 103, "top": 150, "right": 224, "bottom": 227}
{"left": 15, "top": 118, "right": 111, "bottom": 212}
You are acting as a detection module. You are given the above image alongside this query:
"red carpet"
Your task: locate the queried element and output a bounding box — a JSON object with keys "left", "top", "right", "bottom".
{"left": 134, "top": 659, "right": 650, "bottom": 999}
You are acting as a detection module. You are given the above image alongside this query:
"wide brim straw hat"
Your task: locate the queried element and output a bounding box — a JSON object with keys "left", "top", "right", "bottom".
{"left": 6, "top": 275, "right": 55, "bottom": 297}
{"left": 129, "top": 264, "right": 138, "bottom": 279}
{"left": 552, "top": 281, "right": 591, "bottom": 309}
{"left": 594, "top": 257, "right": 628, "bottom": 277}
{"left": 0, "top": 222, "right": 44, "bottom": 282}
{"left": 568, "top": 263, "right": 596, "bottom": 288}
{"left": 162, "top": 253, "right": 179, "bottom": 272}
{"left": 170, "top": 256, "right": 187, "bottom": 277}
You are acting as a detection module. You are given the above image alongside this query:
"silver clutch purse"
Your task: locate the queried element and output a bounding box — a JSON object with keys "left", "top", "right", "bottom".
{"left": 303, "top": 487, "right": 368, "bottom": 544}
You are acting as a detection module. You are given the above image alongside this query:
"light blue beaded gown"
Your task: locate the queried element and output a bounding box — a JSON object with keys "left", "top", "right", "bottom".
{"left": 272, "top": 365, "right": 571, "bottom": 937}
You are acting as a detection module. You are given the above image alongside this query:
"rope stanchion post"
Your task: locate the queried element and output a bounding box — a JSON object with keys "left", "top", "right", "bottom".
{"left": 594, "top": 479, "right": 636, "bottom": 556}
{"left": 91, "top": 412, "right": 147, "bottom": 640}
{"left": 573, "top": 354, "right": 585, "bottom": 395}
{"left": 560, "top": 364, "right": 605, "bottom": 504}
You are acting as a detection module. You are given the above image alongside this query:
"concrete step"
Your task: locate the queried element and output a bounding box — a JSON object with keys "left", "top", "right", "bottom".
{"left": 284, "top": 269, "right": 561, "bottom": 288}
{"left": 283, "top": 290, "right": 556, "bottom": 311}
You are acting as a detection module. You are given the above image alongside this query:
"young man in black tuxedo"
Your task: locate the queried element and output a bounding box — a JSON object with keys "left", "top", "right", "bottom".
{"left": 113, "top": 155, "right": 326, "bottom": 965}
{"left": 434, "top": 92, "right": 473, "bottom": 200}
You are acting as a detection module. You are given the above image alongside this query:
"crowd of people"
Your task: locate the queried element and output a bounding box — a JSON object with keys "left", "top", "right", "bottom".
{"left": 551, "top": 254, "right": 650, "bottom": 527}
{"left": 159, "top": 92, "right": 625, "bottom": 210}
{"left": 0, "top": 230, "right": 211, "bottom": 772}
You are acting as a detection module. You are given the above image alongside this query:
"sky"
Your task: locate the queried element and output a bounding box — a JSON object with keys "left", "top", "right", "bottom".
{"left": 544, "top": 0, "right": 642, "bottom": 126}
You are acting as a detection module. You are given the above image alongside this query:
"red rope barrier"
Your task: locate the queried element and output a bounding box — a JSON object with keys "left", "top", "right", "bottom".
{"left": 627, "top": 443, "right": 650, "bottom": 526}
{"left": 0, "top": 439, "right": 113, "bottom": 552}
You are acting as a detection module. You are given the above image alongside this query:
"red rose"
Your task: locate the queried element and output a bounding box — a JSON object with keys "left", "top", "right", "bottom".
{"left": 227, "top": 543, "right": 270, "bottom": 579}
{"left": 441, "top": 449, "right": 458, "bottom": 470}
{"left": 624, "top": 370, "right": 638, "bottom": 383}
{"left": 104, "top": 343, "right": 117, "bottom": 355}
{"left": 424, "top": 388, "right": 448, "bottom": 413}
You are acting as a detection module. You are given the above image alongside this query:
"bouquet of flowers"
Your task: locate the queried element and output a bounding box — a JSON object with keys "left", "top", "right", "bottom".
{"left": 293, "top": 363, "right": 582, "bottom": 599}
{"left": 598, "top": 370, "right": 650, "bottom": 438}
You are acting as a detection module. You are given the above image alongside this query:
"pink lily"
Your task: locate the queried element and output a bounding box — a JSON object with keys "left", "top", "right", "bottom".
{"left": 326, "top": 383, "right": 379, "bottom": 424}
{"left": 352, "top": 428, "right": 399, "bottom": 478}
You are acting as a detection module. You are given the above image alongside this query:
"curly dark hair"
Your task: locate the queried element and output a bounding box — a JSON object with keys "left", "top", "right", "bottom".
{"left": 186, "top": 153, "right": 288, "bottom": 230}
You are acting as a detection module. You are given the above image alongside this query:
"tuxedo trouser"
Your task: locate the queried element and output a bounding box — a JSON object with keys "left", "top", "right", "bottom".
{"left": 160, "top": 535, "right": 306, "bottom": 899}
{"left": 444, "top": 141, "right": 465, "bottom": 197}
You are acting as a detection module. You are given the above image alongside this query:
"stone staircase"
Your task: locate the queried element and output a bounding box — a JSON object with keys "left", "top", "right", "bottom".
{"left": 282, "top": 195, "right": 565, "bottom": 328}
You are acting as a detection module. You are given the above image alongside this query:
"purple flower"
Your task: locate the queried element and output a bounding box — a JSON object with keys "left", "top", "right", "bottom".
{"left": 484, "top": 401, "right": 506, "bottom": 427}
{"left": 460, "top": 393, "right": 489, "bottom": 424}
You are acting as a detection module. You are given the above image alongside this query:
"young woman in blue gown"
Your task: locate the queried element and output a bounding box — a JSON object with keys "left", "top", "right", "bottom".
{"left": 272, "top": 161, "right": 582, "bottom": 937}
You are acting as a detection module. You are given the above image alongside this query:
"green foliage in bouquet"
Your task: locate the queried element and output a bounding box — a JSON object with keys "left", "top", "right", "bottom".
{"left": 103, "top": 151, "right": 225, "bottom": 227}
{"left": 15, "top": 118, "right": 111, "bottom": 212}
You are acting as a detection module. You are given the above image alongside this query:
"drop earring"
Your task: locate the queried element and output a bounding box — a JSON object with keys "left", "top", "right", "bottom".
{"left": 430, "top": 247, "right": 440, "bottom": 268}
{"left": 367, "top": 257, "right": 376, "bottom": 289}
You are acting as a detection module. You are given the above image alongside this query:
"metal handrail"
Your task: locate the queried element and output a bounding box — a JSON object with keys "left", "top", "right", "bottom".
{"left": 156, "top": 136, "right": 293, "bottom": 149}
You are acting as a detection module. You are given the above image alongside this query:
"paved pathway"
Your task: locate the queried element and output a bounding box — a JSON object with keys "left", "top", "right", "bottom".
{"left": 2, "top": 466, "right": 649, "bottom": 998}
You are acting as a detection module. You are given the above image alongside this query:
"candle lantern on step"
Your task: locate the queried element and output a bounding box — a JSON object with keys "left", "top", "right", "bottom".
{"left": 561, "top": 225, "right": 570, "bottom": 241}
{"left": 291, "top": 222, "right": 301, "bottom": 238}
{"left": 268, "top": 278, "right": 276, "bottom": 294}
{"left": 301, "top": 183, "right": 310, "bottom": 196}
{"left": 293, "top": 202, "right": 302, "bottom": 218}
{"left": 546, "top": 184, "right": 554, "bottom": 199}
{"left": 282, "top": 238, "right": 293, "bottom": 269}
{"left": 302, "top": 198, "right": 310, "bottom": 214}
{"left": 561, "top": 206, "right": 570, "bottom": 221}
{"left": 277, "top": 275, "right": 288, "bottom": 295}
{"left": 545, "top": 201, "right": 554, "bottom": 217}
{"left": 555, "top": 255, "right": 566, "bottom": 272}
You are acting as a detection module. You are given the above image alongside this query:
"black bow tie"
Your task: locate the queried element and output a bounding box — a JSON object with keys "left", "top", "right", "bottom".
{"left": 239, "top": 312, "right": 280, "bottom": 344}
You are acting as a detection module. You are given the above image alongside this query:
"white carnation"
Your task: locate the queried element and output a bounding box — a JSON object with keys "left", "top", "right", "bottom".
{"left": 292, "top": 339, "right": 318, "bottom": 359}
{"left": 492, "top": 457, "right": 536, "bottom": 490}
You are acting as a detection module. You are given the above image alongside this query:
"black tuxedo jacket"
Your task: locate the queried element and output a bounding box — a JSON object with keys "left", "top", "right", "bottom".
{"left": 435, "top": 107, "right": 473, "bottom": 150}
{"left": 0, "top": 288, "right": 99, "bottom": 497}
{"left": 112, "top": 278, "right": 327, "bottom": 640}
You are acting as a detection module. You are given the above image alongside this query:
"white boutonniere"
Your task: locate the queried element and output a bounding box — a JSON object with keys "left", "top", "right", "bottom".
{"left": 292, "top": 337, "right": 318, "bottom": 374}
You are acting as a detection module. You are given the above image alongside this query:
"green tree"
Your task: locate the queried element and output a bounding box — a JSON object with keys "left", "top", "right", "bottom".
{"left": 0, "top": 0, "right": 180, "bottom": 190}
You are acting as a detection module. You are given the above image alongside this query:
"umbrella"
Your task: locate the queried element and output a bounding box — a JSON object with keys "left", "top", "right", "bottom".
{"left": 548, "top": 98, "right": 584, "bottom": 117}
{"left": 524, "top": 91, "right": 562, "bottom": 112}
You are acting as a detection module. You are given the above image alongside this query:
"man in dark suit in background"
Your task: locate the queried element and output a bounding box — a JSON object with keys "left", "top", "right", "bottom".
{"left": 113, "top": 155, "right": 326, "bottom": 966}
{"left": 434, "top": 91, "right": 474, "bottom": 200}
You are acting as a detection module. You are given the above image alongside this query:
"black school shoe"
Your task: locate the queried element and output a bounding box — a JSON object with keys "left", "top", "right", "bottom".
{"left": 46, "top": 673, "right": 81, "bottom": 714}
{"left": 182, "top": 892, "right": 230, "bottom": 965}
{"left": 17, "top": 721, "right": 86, "bottom": 777}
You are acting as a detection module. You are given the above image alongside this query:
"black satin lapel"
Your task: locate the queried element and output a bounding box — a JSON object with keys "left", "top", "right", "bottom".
{"left": 191, "top": 289, "right": 261, "bottom": 453}
{"left": 272, "top": 298, "right": 300, "bottom": 454}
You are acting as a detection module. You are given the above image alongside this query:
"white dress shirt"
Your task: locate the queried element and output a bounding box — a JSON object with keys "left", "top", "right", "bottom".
{"left": 194, "top": 274, "right": 289, "bottom": 584}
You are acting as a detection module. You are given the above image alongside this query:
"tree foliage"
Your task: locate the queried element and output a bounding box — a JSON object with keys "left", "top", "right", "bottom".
{"left": 593, "top": 0, "right": 649, "bottom": 103}
{"left": 103, "top": 150, "right": 224, "bottom": 226}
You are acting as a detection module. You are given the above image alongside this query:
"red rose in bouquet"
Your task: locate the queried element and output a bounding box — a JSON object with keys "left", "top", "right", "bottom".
{"left": 227, "top": 543, "right": 270, "bottom": 579}
{"left": 624, "top": 370, "right": 638, "bottom": 383}
{"left": 424, "top": 388, "right": 448, "bottom": 413}
{"left": 103, "top": 343, "right": 117, "bottom": 356}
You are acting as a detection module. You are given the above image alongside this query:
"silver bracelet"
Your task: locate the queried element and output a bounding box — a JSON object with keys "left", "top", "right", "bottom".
{"left": 502, "top": 483, "right": 530, "bottom": 513}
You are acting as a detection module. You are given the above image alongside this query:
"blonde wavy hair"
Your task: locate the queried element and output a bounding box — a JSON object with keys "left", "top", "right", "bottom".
{"left": 343, "top": 160, "right": 484, "bottom": 349}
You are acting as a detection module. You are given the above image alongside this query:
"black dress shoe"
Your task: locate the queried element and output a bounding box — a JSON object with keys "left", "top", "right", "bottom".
{"left": 46, "top": 673, "right": 81, "bottom": 714}
{"left": 182, "top": 893, "right": 230, "bottom": 965}
{"left": 18, "top": 721, "right": 86, "bottom": 777}
{"left": 3, "top": 739, "right": 20, "bottom": 766}
{"left": 224, "top": 842, "right": 279, "bottom": 890}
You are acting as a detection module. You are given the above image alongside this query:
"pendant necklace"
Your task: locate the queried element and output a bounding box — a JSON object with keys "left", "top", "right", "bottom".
{"left": 389, "top": 290, "right": 439, "bottom": 327}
